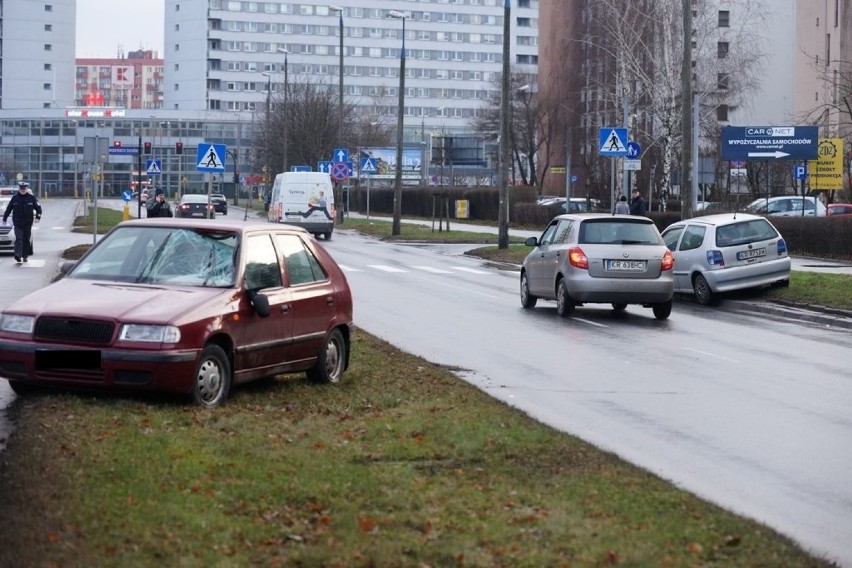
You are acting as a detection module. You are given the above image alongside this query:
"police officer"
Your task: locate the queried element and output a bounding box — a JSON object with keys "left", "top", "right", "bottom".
{"left": 2, "top": 182, "right": 42, "bottom": 263}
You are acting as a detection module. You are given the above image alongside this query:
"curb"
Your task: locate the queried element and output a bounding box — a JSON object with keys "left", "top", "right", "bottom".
{"left": 726, "top": 299, "right": 852, "bottom": 330}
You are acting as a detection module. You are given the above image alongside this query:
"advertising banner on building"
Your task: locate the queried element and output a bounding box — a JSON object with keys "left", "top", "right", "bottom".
{"left": 808, "top": 138, "right": 844, "bottom": 191}
{"left": 111, "top": 66, "right": 135, "bottom": 88}
{"left": 358, "top": 147, "right": 422, "bottom": 180}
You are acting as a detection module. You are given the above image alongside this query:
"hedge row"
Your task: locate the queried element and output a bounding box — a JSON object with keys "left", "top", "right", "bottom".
{"left": 346, "top": 186, "right": 852, "bottom": 260}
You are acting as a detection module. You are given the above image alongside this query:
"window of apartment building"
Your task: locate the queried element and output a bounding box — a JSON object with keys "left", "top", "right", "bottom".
{"left": 44, "top": 63, "right": 52, "bottom": 71}
{"left": 43, "top": 83, "right": 51, "bottom": 91}
{"left": 718, "top": 10, "right": 730, "bottom": 27}
{"left": 44, "top": 24, "right": 52, "bottom": 32}
{"left": 263, "top": 2, "right": 278, "bottom": 14}
{"left": 518, "top": 0, "right": 531, "bottom": 6}
{"left": 716, "top": 104, "right": 729, "bottom": 121}
{"left": 452, "top": 52, "right": 464, "bottom": 61}
{"left": 436, "top": 70, "right": 449, "bottom": 80}
{"left": 717, "top": 73, "right": 729, "bottom": 90}
{"left": 717, "top": 41, "right": 729, "bottom": 58}
{"left": 825, "top": 34, "right": 831, "bottom": 65}
{"left": 418, "top": 31, "right": 431, "bottom": 40}
{"left": 451, "top": 70, "right": 464, "bottom": 80}
{"left": 44, "top": 44, "right": 52, "bottom": 51}
{"left": 45, "top": 4, "right": 52, "bottom": 12}
{"left": 437, "top": 32, "right": 449, "bottom": 42}
{"left": 517, "top": 18, "right": 531, "bottom": 27}
{"left": 174, "top": 83, "right": 179, "bottom": 91}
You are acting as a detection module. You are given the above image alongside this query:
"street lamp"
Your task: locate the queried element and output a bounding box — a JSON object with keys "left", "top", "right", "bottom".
{"left": 388, "top": 9, "right": 407, "bottom": 236}
{"left": 277, "top": 47, "right": 289, "bottom": 173}
{"left": 330, "top": 5, "right": 345, "bottom": 222}
{"left": 497, "top": 0, "right": 511, "bottom": 249}
{"left": 262, "top": 72, "right": 272, "bottom": 203}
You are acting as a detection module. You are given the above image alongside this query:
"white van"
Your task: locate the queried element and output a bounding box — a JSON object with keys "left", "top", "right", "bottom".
{"left": 267, "top": 172, "right": 335, "bottom": 239}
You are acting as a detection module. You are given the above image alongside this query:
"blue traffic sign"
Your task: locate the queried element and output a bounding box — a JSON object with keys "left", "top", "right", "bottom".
{"left": 360, "top": 157, "right": 378, "bottom": 175}
{"left": 122, "top": 189, "right": 133, "bottom": 202}
{"left": 330, "top": 162, "right": 350, "bottom": 182}
{"left": 196, "top": 143, "right": 226, "bottom": 173}
{"left": 793, "top": 165, "right": 808, "bottom": 180}
{"left": 721, "top": 126, "right": 818, "bottom": 161}
{"left": 317, "top": 161, "right": 333, "bottom": 173}
{"left": 571, "top": 175, "right": 578, "bottom": 183}
{"left": 109, "top": 147, "right": 139, "bottom": 156}
{"left": 146, "top": 160, "right": 162, "bottom": 176}
{"left": 292, "top": 165, "right": 312, "bottom": 172}
{"left": 626, "top": 141, "right": 641, "bottom": 159}
{"left": 333, "top": 148, "right": 348, "bottom": 164}
{"left": 599, "top": 128, "right": 628, "bottom": 156}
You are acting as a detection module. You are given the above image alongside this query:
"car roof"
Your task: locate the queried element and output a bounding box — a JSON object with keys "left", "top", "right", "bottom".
{"left": 552, "top": 212, "right": 652, "bottom": 222}
{"left": 667, "top": 212, "right": 765, "bottom": 227}
{"left": 180, "top": 194, "right": 211, "bottom": 202}
{"left": 118, "top": 217, "right": 312, "bottom": 236}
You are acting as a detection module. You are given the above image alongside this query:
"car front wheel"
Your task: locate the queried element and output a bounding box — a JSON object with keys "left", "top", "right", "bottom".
{"left": 652, "top": 299, "right": 672, "bottom": 320}
{"left": 520, "top": 272, "right": 537, "bottom": 309}
{"left": 308, "top": 328, "right": 347, "bottom": 383}
{"left": 556, "top": 278, "right": 575, "bottom": 317}
{"left": 693, "top": 274, "right": 717, "bottom": 306}
{"left": 190, "top": 344, "right": 232, "bottom": 408}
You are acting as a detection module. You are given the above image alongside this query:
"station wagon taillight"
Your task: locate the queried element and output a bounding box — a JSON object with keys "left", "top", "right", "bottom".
{"left": 661, "top": 250, "right": 674, "bottom": 271}
{"left": 568, "top": 247, "right": 588, "bottom": 269}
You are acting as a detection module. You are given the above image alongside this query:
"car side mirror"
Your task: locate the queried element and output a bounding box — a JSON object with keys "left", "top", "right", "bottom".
{"left": 247, "top": 290, "right": 271, "bottom": 318}
{"left": 59, "top": 260, "right": 77, "bottom": 275}
{"left": 525, "top": 236, "right": 538, "bottom": 247}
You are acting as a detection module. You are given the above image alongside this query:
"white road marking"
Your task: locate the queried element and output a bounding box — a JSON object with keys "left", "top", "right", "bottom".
{"left": 683, "top": 346, "right": 740, "bottom": 363}
{"left": 450, "top": 266, "right": 491, "bottom": 274}
{"left": 369, "top": 264, "right": 407, "bottom": 273}
{"left": 412, "top": 265, "right": 453, "bottom": 273}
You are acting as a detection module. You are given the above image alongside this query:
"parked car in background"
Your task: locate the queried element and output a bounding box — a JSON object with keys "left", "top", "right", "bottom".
{"left": 661, "top": 213, "right": 791, "bottom": 306}
{"left": 175, "top": 193, "right": 216, "bottom": 219}
{"left": 827, "top": 203, "right": 852, "bottom": 217}
{"left": 140, "top": 188, "right": 151, "bottom": 204}
{"left": 211, "top": 193, "right": 228, "bottom": 215}
{"left": 744, "top": 195, "right": 826, "bottom": 217}
{"left": 538, "top": 196, "right": 602, "bottom": 213}
{"left": 0, "top": 219, "right": 354, "bottom": 407}
{"left": 520, "top": 213, "right": 674, "bottom": 319}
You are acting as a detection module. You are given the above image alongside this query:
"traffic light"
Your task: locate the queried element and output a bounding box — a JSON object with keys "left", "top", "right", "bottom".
{"left": 113, "top": 140, "right": 121, "bottom": 148}
{"left": 175, "top": 142, "right": 183, "bottom": 155}
{"left": 143, "top": 142, "right": 152, "bottom": 155}
{"left": 233, "top": 172, "right": 240, "bottom": 184}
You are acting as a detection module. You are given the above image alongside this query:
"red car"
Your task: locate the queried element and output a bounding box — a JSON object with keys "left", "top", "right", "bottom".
{"left": 0, "top": 218, "right": 353, "bottom": 407}
{"left": 827, "top": 203, "right": 852, "bottom": 217}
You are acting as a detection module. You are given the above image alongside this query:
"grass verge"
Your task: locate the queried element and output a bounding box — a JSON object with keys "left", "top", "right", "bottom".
{"left": 340, "top": 217, "right": 525, "bottom": 244}
{"left": 0, "top": 331, "right": 831, "bottom": 567}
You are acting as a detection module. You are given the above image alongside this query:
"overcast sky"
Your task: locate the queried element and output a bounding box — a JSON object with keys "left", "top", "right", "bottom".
{"left": 76, "top": 0, "right": 165, "bottom": 57}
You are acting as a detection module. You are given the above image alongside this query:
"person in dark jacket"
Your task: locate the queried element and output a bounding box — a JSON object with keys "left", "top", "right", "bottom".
{"left": 2, "top": 182, "right": 42, "bottom": 263}
{"left": 146, "top": 188, "right": 173, "bottom": 218}
{"left": 629, "top": 189, "right": 647, "bottom": 216}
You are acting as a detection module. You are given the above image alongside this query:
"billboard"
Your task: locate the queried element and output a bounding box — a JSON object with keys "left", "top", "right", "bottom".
{"left": 808, "top": 138, "right": 844, "bottom": 191}
{"left": 358, "top": 147, "right": 421, "bottom": 179}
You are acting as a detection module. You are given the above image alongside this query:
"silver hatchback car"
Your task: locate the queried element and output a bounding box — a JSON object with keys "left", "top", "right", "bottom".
{"left": 660, "top": 213, "right": 791, "bottom": 305}
{"left": 520, "top": 214, "right": 675, "bottom": 319}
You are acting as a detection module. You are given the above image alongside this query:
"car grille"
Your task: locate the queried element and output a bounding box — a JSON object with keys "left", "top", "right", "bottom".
{"left": 35, "top": 317, "right": 115, "bottom": 344}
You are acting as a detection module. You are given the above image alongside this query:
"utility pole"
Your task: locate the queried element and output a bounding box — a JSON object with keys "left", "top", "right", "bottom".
{"left": 497, "top": 0, "right": 511, "bottom": 249}
{"left": 680, "top": 0, "right": 694, "bottom": 219}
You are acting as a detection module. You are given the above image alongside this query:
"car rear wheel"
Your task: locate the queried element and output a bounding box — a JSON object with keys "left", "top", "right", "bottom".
{"left": 190, "top": 344, "right": 231, "bottom": 408}
{"left": 308, "top": 328, "right": 347, "bottom": 383}
{"left": 652, "top": 299, "right": 672, "bottom": 320}
{"left": 556, "top": 278, "right": 575, "bottom": 317}
{"left": 520, "top": 272, "right": 537, "bottom": 309}
{"left": 611, "top": 303, "right": 627, "bottom": 312}
{"left": 693, "top": 274, "right": 717, "bottom": 306}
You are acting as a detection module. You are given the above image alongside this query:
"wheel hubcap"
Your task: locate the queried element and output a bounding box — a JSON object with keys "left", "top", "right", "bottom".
{"left": 197, "top": 359, "right": 222, "bottom": 403}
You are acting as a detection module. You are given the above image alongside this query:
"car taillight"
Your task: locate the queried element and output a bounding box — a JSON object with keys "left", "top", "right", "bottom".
{"left": 661, "top": 249, "right": 674, "bottom": 271}
{"left": 706, "top": 250, "right": 724, "bottom": 267}
{"left": 777, "top": 238, "right": 788, "bottom": 255}
{"left": 568, "top": 247, "right": 588, "bottom": 269}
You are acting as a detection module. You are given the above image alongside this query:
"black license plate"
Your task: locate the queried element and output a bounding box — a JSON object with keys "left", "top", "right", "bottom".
{"left": 35, "top": 349, "right": 101, "bottom": 370}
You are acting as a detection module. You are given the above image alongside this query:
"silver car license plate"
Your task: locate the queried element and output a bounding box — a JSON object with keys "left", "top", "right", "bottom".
{"left": 605, "top": 259, "right": 646, "bottom": 272}
{"left": 737, "top": 248, "right": 766, "bottom": 261}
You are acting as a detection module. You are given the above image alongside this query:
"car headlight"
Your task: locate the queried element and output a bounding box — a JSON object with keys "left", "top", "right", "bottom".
{"left": 119, "top": 324, "right": 181, "bottom": 343}
{"left": 0, "top": 314, "right": 35, "bottom": 334}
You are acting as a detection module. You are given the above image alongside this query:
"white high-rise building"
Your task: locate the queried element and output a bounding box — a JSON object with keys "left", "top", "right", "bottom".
{"left": 163, "top": 0, "right": 539, "bottom": 136}
{"left": 1, "top": 0, "right": 76, "bottom": 109}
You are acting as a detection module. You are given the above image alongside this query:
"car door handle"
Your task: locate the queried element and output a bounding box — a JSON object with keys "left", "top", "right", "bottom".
{"left": 326, "top": 296, "right": 334, "bottom": 305}
{"left": 280, "top": 304, "right": 290, "bottom": 314}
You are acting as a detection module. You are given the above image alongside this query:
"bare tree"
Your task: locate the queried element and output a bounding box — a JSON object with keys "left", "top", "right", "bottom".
{"left": 581, "top": 0, "right": 767, "bottom": 208}
{"left": 471, "top": 70, "right": 554, "bottom": 191}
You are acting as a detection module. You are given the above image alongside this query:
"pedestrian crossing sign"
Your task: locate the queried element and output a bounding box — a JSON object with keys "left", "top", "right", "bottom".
{"left": 360, "top": 157, "right": 377, "bottom": 175}
{"left": 146, "top": 159, "right": 162, "bottom": 175}
{"left": 196, "top": 143, "right": 227, "bottom": 172}
{"left": 599, "top": 128, "right": 628, "bottom": 156}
